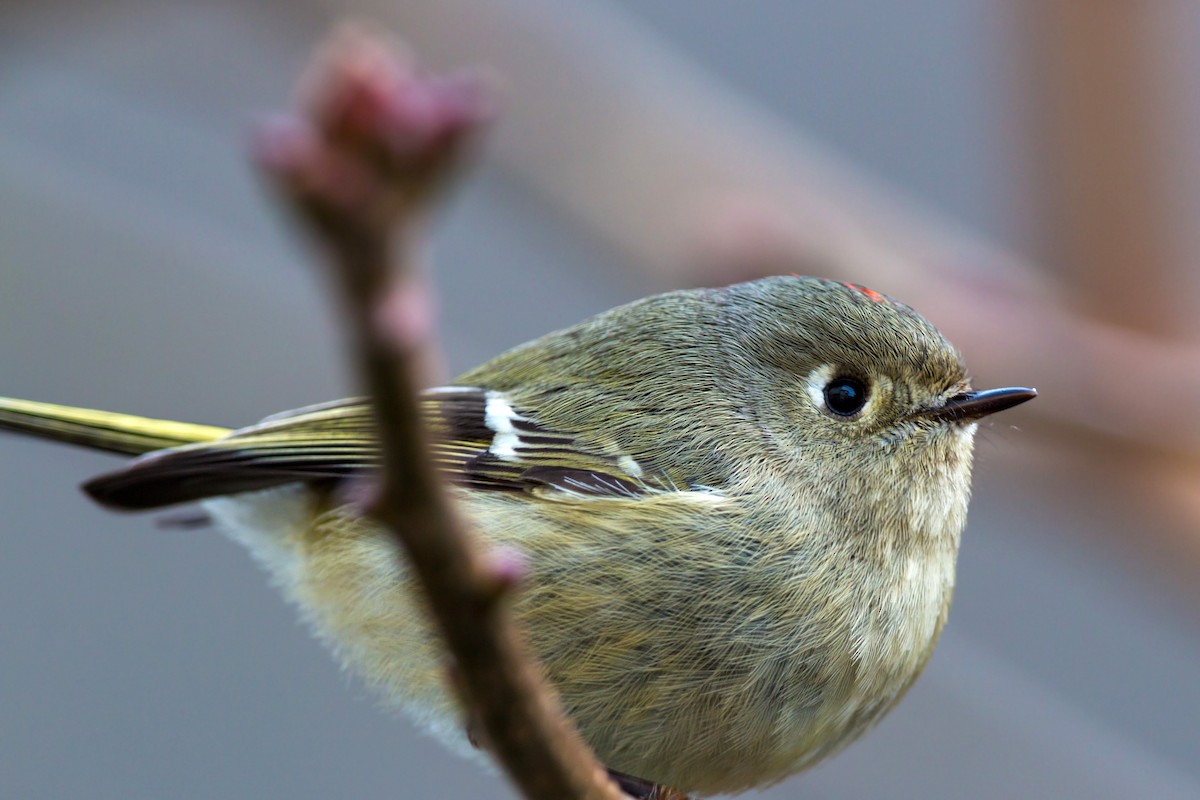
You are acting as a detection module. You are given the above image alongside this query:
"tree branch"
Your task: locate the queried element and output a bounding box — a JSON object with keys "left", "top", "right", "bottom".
{"left": 255, "top": 27, "right": 628, "bottom": 800}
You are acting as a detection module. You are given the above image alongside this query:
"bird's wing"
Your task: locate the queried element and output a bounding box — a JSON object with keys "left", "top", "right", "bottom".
{"left": 83, "top": 387, "right": 660, "bottom": 510}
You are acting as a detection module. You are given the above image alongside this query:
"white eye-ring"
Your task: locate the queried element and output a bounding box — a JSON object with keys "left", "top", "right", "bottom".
{"left": 806, "top": 364, "right": 874, "bottom": 420}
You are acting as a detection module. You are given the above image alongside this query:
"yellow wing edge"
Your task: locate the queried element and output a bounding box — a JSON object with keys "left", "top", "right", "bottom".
{"left": 0, "top": 397, "right": 230, "bottom": 456}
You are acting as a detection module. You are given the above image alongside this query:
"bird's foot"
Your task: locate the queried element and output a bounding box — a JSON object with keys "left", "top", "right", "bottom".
{"left": 607, "top": 769, "right": 693, "bottom": 800}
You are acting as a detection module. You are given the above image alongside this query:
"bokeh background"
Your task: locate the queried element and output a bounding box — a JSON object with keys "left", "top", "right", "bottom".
{"left": 3, "top": 2, "right": 1199, "bottom": 798}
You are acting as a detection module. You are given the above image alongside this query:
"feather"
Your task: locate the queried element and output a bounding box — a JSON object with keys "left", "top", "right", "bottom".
{"left": 0, "top": 397, "right": 229, "bottom": 455}
{"left": 82, "top": 387, "right": 660, "bottom": 510}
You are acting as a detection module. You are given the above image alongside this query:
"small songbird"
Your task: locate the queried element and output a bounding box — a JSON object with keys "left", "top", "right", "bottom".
{"left": 0, "top": 276, "right": 1034, "bottom": 795}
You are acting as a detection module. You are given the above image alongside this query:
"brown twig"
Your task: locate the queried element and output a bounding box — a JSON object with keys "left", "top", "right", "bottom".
{"left": 255, "top": 28, "right": 627, "bottom": 800}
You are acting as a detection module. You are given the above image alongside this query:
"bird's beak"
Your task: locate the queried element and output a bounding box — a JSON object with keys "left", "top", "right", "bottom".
{"left": 919, "top": 387, "right": 1037, "bottom": 423}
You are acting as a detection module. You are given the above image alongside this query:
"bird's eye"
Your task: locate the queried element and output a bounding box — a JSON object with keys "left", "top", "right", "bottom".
{"left": 823, "top": 377, "right": 869, "bottom": 417}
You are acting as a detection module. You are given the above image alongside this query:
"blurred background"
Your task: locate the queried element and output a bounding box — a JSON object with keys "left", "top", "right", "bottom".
{"left": 3, "top": 1, "right": 1199, "bottom": 798}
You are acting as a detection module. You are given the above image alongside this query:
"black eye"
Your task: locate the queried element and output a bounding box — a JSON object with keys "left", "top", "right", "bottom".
{"left": 823, "top": 377, "right": 869, "bottom": 417}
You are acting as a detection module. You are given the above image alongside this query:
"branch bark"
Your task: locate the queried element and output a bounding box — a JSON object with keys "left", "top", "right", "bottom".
{"left": 255, "top": 28, "right": 628, "bottom": 800}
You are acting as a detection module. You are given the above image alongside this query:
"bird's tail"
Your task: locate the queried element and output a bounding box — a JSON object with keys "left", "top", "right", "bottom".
{"left": 0, "top": 397, "right": 230, "bottom": 457}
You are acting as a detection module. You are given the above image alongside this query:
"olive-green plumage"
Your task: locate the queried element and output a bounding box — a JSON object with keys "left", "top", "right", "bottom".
{"left": 0, "top": 276, "right": 1033, "bottom": 795}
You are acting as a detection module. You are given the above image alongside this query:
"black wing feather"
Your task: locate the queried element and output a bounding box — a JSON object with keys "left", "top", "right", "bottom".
{"left": 84, "top": 387, "right": 656, "bottom": 510}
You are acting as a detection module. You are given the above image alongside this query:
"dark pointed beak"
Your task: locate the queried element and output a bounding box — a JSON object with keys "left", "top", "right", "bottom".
{"left": 920, "top": 387, "right": 1038, "bottom": 423}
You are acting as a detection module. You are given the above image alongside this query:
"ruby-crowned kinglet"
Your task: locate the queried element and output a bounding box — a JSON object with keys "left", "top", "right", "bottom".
{"left": 1, "top": 276, "right": 1034, "bottom": 795}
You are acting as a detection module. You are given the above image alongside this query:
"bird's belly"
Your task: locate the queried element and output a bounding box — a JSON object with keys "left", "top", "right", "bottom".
{"left": 202, "top": 488, "right": 956, "bottom": 795}
{"left": 597, "top": 556, "right": 954, "bottom": 793}
{"left": 205, "top": 486, "right": 488, "bottom": 760}
{"left": 801, "top": 547, "right": 956, "bottom": 765}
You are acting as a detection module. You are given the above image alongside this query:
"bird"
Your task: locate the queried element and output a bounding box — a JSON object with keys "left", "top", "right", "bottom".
{"left": 0, "top": 275, "right": 1034, "bottom": 795}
